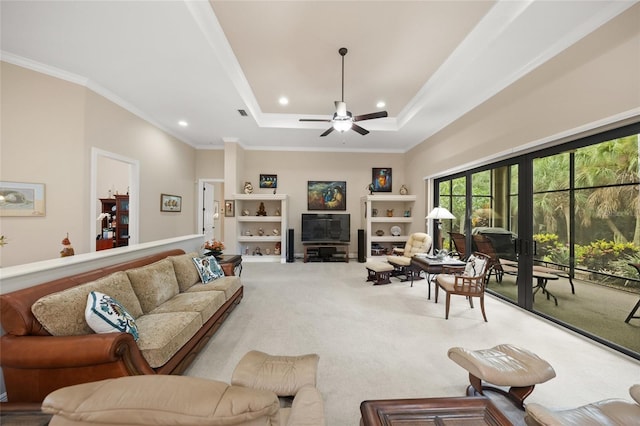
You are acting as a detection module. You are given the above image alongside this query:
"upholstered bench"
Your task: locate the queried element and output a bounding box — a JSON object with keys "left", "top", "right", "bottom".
{"left": 448, "top": 344, "right": 556, "bottom": 409}
{"left": 365, "top": 261, "right": 394, "bottom": 285}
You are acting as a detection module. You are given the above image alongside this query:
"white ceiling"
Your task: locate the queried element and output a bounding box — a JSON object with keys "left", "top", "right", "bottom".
{"left": 1, "top": 1, "right": 636, "bottom": 153}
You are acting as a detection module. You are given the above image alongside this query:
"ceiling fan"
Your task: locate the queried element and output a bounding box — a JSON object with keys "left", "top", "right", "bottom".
{"left": 299, "top": 47, "right": 388, "bottom": 137}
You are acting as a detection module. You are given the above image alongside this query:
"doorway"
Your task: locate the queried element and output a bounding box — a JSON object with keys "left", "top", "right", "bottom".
{"left": 90, "top": 148, "right": 139, "bottom": 251}
{"left": 197, "top": 179, "right": 223, "bottom": 243}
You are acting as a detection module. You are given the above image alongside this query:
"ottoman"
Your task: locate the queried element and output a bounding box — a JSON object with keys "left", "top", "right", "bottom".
{"left": 448, "top": 344, "right": 556, "bottom": 409}
{"left": 365, "top": 261, "right": 394, "bottom": 285}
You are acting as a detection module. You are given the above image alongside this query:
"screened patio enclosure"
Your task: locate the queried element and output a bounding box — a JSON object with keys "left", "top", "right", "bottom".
{"left": 434, "top": 122, "right": 640, "bottom": 359}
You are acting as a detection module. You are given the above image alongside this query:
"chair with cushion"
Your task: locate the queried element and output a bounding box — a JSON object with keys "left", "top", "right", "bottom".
{"left": 525, "top": 384, "right": 640, "bottom": 425}
{"left": 386, "top": 232, "right": 432, "bottom": 282}
{"left": 434, "top": 252, "right": 491, "bottom": 321}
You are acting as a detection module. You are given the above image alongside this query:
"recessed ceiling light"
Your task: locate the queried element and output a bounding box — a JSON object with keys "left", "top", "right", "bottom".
{"left": 178, "top": 120, "right": 188, "bottom": 127}
{"left": 279, "top": 96, "right": 289, "bottom": 106}
{"left": 376, "top": 101, "right": 386, "bottom": 109}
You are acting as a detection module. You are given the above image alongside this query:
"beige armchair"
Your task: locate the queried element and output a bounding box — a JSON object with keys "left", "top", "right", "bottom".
{"left": 525, "top": 384, "right": 640, "bottom": 425}
{"left": 386, "top": 232, "right": 432, "bottom": 282}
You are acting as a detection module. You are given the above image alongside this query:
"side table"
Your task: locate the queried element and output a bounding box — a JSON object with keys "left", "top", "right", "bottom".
{"left": 217, "top": 254, "right": 243, "bottom": 276}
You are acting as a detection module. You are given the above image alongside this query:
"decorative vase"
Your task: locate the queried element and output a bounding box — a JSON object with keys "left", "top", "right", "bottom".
{"left": 399, "top": 184, "right": 408, "bottom": 195}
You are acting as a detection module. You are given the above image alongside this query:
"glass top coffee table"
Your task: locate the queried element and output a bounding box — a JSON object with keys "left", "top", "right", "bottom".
{"left": 410, "top": 255, "right": 466, "bottom": 299}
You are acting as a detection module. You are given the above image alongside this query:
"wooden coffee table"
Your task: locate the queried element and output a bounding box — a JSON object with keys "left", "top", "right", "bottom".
{"left": 360, "top": 396, "right": 513, "bottom": 425}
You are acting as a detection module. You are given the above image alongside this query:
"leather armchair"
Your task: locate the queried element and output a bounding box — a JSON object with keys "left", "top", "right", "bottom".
{"left": 386, "top": 233, "right": 432, "bottom": 281}
{"left": 525, "top": 384, "right": 640, "bottom": 425}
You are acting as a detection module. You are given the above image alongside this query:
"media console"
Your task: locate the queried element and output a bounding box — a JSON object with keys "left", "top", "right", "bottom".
{"left": 303, "top": 243, "right": 349, "bottom": 263}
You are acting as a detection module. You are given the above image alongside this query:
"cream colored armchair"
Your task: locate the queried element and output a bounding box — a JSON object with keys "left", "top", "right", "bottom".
{"left": 525, "top": 384, "right": 640, "bottom": 425}
{"left": 386, "top": 232, "right": 432, "bottom": 282}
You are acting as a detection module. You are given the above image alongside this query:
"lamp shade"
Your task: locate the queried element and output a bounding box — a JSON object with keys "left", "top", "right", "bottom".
{"left": 426, "top": 207, "right": 455, "bottom": 220}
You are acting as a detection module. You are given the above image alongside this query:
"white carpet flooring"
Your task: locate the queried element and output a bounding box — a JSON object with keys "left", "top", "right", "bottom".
{"left": 185, "top": 261, "right": 640, "bottom": 425}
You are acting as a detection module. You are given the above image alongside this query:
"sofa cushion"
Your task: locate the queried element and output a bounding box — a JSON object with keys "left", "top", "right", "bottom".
{"left": 185, "top": 276, "right": 242, "bottom": 300}
{"left": 41, "top": 376, "right": 280, "bottom": 426}
{"left": 169, "top": 251, "right": 202, "bottom": 292}
{"left": 135, "top": 312, "right": 202, "bottom": 368}
{"left": 85, "top": 291, "right": 139, "bottom": 340}
{"left": 31, "top": 271, "right": 143, "bottom": 336}
{"left": 127, "top": 259, "right": 180, "bottom": 314}
{"left": 149, "top": 291, "right": 226, "bottom": 324}
{"left": 192, "top": 255, "right": 224, "bottom": 284}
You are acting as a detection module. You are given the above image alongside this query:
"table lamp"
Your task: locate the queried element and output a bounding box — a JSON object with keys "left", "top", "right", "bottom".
{"left": 426, "top": 207, "right": 456, "bottom": 250}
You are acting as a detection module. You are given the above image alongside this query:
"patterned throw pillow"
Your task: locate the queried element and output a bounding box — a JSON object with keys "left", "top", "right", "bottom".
{"left": 85, "top": 291, "right": 139, "bottom": 341}
{"left": 464, "top": 255, "right": 487, "bottom": 277}
{"left": 192, "top": 255, "right": 224, "bottom": 284}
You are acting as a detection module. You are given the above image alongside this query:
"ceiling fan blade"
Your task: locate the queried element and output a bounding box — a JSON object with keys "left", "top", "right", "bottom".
{"left": 353, "top": 111, "right": 388, "bottom": 122}
{"left": 299, "top": 118, "right": 331, "bottom": 122}
{"left": 335, "top": 101, "right": 347, "bottom": 117}
{"left": 320, "top": 127, "right": 335, "bottom": 137}
{"left": 351, "top": 123, "right": 369, "bottom": 136}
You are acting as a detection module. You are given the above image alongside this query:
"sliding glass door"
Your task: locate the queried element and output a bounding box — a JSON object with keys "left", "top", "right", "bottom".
{"left": 434, "top": 122, "right": 640, "bottom": 359}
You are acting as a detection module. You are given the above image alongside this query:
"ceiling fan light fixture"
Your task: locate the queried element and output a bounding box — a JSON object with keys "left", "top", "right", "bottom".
{"left": 333, "top": 119, "right": 352, "bottom": 132}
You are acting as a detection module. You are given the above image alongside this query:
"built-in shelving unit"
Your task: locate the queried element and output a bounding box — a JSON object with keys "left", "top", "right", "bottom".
{"left": 361, "top": 194, "right": 417, "bottom": 261}
{"left": 234, "top": 194, "right": 288, "bottom": 263}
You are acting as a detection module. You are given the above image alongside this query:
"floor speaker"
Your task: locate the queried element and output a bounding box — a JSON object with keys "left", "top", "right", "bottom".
{"left": 358, "top": 229, "right": 366, "bottom": 263}
{"left": 286, "top": 229, "right": 294, "bottom": 263}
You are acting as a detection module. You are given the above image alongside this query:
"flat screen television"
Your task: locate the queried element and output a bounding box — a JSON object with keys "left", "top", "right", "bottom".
{"left": 302, "top": 213, "right": 350, "bottom": 243}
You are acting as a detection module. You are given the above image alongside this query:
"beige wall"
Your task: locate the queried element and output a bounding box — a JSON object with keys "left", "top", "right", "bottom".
{"left": 1, "top": 62, "right": 198, "bottom": 267}
{"left": 405, "top": 3, "right": 640, "bottom": 188}
{"left": 234, "top": 150, "right": 407, "bottom": 255}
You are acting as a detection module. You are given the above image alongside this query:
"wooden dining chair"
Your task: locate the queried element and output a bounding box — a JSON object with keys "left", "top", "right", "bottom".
{"left": 435, "top": 252, "right": 491, "bottom": 321}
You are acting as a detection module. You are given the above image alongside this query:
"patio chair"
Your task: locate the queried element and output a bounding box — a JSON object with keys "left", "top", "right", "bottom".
{"left": 472, "top": 234, "right": 504, "bottom": 283}
{"left": 448, "top": 232, "right": 468, "bottom": 260}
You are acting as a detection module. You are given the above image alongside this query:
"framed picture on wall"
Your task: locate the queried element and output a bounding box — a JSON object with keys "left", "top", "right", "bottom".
{"left": 259, "top": 174, "right": 277, "bottom": 189}
{"left": 224, "top": 200, "right": 235, "bottom": 217}
{"left": 307, "top": 181, "right": 346, "bottom": 210}
{"left": 0, "top": 181, "right": 46, "bottom": 216}
{"left": 160, "top": 194, "right": 182, "bottom": 212}
{"left": 372, "top": 168, "right": 392, "bottom": 192}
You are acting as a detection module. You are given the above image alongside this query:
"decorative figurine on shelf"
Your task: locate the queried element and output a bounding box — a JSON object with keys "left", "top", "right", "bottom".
{"left": 386, "top": 209, "right": 394, "bottom": 217}
{"left": 242, "top": 208, "right": 250, "bottom": 216}
{"left": 60, "top": 233, "right": 75, "bottom": 257}
{"left": 367, "top": 183, "right": 374, "bottom": 195}
{"left": 399, "top": 184, "right": 408, "bottom": 195}
{"left": 265, "top": 248, "right": 271, "bottom": 255}
{"left": 243, "top": 182, "right": 254, "bottom": 194}
{"left": 257, "top": 202, "right": 267, "bottom": 216}
{"left": 274, "top": 242, "right": 281, "bottom": 255}
{"left": 273, "top": 228, "right": 280, "bottom": 236}
{"left": 253, "top": 247, "right": 262, "bottom": 256}
{"left": 274, "top": 208, "right": 281, "bottom": 216}
{"left": 372, "top": 208, "right": 378, "bottom": 217}
{"left": 258, "top": 228, "right": 265, "bottom": 236}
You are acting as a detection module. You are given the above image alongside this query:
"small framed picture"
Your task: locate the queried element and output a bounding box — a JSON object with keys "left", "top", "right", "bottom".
{"left": 160, "top": 194, "right": 181, "bottom": 212}
{"left": 372, "top": 168, "right": 392, "bottom": 192}
{"left": 259, "top": 174, "right": 277, "bottom": 189}
{"left": 225, "top": 200, "right": 235, "bottom": 217}
{"left": 0, "top": 181, "right": 46, "bottom": 216}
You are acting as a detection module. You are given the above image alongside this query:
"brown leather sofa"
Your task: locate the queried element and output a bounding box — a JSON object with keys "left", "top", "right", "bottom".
{"left": 0, "top": 249, "right": 243, "bottom": 403}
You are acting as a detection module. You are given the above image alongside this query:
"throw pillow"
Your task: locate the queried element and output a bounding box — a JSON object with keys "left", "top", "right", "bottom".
{"left": 85, "top": 291, "right": 139, "bottom": 341}
{"left": 192, "top": 255, "right": 224, "bottom": 284}
{"left": 464, "top": 255, "right": 487, "bottom": 277}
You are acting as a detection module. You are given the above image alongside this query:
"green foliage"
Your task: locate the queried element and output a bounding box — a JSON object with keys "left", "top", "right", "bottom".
{"left": 533, "top": 233, "right": 564, "bottom": 262}
{"left": 577, "top": 240, "right": 638, "bottom": 271}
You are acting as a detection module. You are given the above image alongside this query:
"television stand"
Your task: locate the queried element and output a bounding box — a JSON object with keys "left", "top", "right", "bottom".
{"left": 303, "top": 242, "right": 349, "bottom": 263}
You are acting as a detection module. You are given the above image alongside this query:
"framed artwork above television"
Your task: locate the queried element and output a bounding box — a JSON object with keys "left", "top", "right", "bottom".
{"left": 307, "top": 181, "right": 346, "bottom": 210}
{"left": 372, "top": 168, "right": 392, "bottom": 192}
